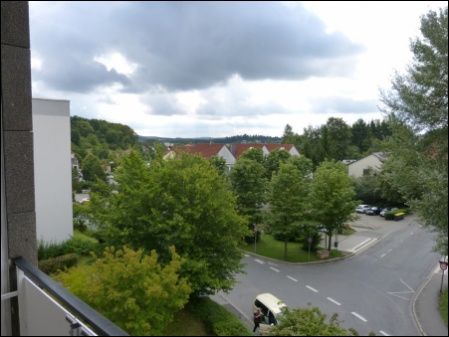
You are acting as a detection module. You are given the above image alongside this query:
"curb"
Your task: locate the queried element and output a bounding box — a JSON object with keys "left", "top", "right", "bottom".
{"left": 241, "top": 250, "right": 354, "bottom": 266}
{"left": 411, "top": 266, "right": 438, "bottom": 336}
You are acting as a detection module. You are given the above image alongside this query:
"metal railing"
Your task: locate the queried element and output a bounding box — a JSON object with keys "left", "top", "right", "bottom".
{"left": 12, "top": 257, "right": 128, "bottom": 336}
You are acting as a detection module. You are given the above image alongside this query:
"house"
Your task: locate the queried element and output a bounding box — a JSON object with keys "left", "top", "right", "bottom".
{"left": 32, "top": 98, "right": 73, "bottom": 243}
{"left": 264, "top": 144, "right": 300, "bottom": 156}
{"left": 164, "top": 143, "right": 236, "bottom": 170}
{"left": 230, "top": 143, "right": 270, "bottom": 159}
{"left": 347, "top": 152, "right": 387, "bottom": 178}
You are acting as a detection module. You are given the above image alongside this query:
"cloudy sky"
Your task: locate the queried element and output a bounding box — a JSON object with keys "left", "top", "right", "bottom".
{"left": 29, "top": 1, "right": 446, "bottom": 137}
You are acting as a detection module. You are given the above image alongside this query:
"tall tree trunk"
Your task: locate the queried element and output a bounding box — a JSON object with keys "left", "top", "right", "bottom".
{"left": 284, "top": 240, "right": 288, "bottom": 260}
{"left": 327, "top": 231, "right": 332, "bottom": 252}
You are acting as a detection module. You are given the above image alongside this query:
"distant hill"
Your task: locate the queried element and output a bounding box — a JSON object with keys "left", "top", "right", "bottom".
{"left": 71, "top": 116, "right": 138, "bottom": 160}
{"left": 139, "top": 134, "right": 282, "bottom": 144}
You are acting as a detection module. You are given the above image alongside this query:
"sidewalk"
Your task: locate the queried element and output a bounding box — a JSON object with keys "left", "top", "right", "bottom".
{"left": 414, "top": 267, "right": 448, "bottom": 336}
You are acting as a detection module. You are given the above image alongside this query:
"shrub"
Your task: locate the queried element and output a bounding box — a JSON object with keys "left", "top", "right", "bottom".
{"left": 55, "top": 246, "right": 191, "bottom": 336}
{"left": 38, "top": 231, "right": 100, "bottom": 261}
{"left": 38, "top": 253, "right": 79, "bottom": 274}
{"left": 188, "top": 297, "right": 252, "bottom": 336}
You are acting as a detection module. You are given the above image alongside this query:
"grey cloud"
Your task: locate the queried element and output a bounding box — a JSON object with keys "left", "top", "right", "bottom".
{"left": 141, "top": 91, "right": 187, "bottom": 116}
{"left": 312, "top": 97, "right": 379, "bottom": 114}
{"left": 30, "top": 2, "right": 363, "bottom": 93}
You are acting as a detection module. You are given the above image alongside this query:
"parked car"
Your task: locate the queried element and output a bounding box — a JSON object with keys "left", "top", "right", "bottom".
{"left": 380, "top": 207, "right": 398, "bottom": 217}
{"left": 356, "top": 204, "right": 371, "bottom": 214}
{"left": 254, "top": 293, "right": 286, "bottom": 334}
{"left": 366, "top": 207, "right": 381, "bottom": 215}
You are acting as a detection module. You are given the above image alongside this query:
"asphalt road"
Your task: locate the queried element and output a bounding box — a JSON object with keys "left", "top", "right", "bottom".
{"left": 220, "top": 220, "right": 440, "bottom": 336}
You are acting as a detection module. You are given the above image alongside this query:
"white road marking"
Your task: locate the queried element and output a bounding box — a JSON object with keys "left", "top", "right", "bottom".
{"left": 350, "top": 238, "right": 372, "bottom": 252}
{"left": 254, "top": 259, "right": 265, "bottom": 265}
{"left": 387, "top": 249, "right": 393, "bottom": 253}
{"left": 270, "top": 267, "right": 280, "bottom": 273}
{"left": 306, "top": 285, "right": 318, "bottom": 293}
{"left": 287, "top": 275, "right": 298, "bottom": 282}
{"left": 379, "top": 330, "right": 390, "bottom": 336}
{"left": 244, "top": 254, "right": 250, "bottom": 258}
{"left": 380, "top": 253, "right": 387, "bottom": 258}
{"left": 326, "top": 297, "right": 341, "bottom": 306}
{"left": 400, "top": 278, "right": 415, "bottom": 292}
{"left": 351, "top": 312, "right": 368, "bottom": 322}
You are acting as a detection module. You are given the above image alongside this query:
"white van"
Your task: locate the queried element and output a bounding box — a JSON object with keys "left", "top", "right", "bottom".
{"left": 254, "top": 293, "right": 286, "bottom": 329}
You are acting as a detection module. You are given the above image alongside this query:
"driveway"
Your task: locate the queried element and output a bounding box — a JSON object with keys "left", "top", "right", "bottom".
{"left": 217, "top": 218, "right": 439, "bottom": 336}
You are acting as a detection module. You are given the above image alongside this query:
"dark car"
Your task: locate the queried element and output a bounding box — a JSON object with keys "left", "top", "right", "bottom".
{"left": 366, "top": 207, "right": 381, "bottom": 215}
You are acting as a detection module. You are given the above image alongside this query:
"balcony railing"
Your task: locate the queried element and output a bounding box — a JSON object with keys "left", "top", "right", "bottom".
{"left": 11, "top": 257, "right": 128, "bottom": 336}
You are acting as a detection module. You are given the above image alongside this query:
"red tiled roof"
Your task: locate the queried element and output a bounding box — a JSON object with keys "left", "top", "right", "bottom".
{"left": 173, "top": 143, "right": 224, "bottom": 158}
{"left": 231, "top": 144, "right": 266, "bottom": 159}
{"left": 264, "top": 144, "right": 294, "bottom": 152}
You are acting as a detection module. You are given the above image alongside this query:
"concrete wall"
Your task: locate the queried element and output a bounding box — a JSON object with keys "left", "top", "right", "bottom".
{"left": 1, "top": 1, "right": 36, "bottom": 265}
{"left": 348, "top": 154, "right": 383, "bottom": 178}
{"left": 33, "top": 99, "right": 73, "bottom": 243}
{"left": 1, "top": 2, "right": 35, "bottom": 334}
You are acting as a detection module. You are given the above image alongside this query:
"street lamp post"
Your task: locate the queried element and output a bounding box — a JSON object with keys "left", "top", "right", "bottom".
{"left": 439, "top": 256, "right": 448, "bottom": 294}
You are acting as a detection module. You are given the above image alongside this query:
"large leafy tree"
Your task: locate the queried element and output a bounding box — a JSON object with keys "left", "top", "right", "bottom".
{"left": 322, "top": 117, "right": 353, "bottom": 161}
{"left": 230, "top": 158, "right": 267, "bottom": 241}
{"left": 264, "top": 149, "right": 291, "bottom": 179}
{"left": 269, "top": 307, "right": 358, "bottom": 336}
{"left": 56, "top": 246, "right": 191, "bottom": 336}
{"left": 81, "top": 153, "right": 106, "bottom": 183}
{"left": 240, "top": 147, "right": 265, "bottom": 166}
{"left": 309, "top": 161, "right": 357, "bottom": 251}
{"left": 269, "top": 162, "right": 309, "bottom": 259}
{"left": 92, "top": 152, "right": 247, "bottom": 295}
{"left": 381, "top": 7, "right": 448, "bottom": 254}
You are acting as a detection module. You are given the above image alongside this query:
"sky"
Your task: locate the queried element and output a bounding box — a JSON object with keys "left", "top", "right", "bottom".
{"left": 29, "top": 1, "right": 447, "bottom": 137}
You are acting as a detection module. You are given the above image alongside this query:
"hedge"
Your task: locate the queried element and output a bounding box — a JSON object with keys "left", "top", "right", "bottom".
{"left": 38, "top": 253, "right": 79, "bottom": 274}
{"left": 38, "top": 231, "right": 99, "bottom": 260}
{"left": 188, "top": 297, "right": 252, "bottom": 336}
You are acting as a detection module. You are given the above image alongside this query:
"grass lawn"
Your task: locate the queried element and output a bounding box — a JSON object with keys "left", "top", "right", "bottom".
{"left": 241, "top": 234, "right": 342, "bottom": 262}
{"left": 440, "top": 288, "right": 448, "bottom": 326}
{"left": 164, "top": 308, "right": 208, "bottom": 336}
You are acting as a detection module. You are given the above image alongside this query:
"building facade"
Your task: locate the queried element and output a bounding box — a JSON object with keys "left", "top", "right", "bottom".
{"left": 32, "top": 98, "right": 73, "bottom": 243}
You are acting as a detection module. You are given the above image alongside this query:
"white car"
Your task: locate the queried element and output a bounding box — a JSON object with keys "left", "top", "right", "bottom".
{"left": 356, "top": 204, "right": 371, "bottom": 214}
{"left": 254, "top": 293, "right": 286, "bottom": 334}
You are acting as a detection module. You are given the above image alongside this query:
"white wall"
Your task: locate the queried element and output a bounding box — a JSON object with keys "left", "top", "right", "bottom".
{"left": 289, "top": 146, "right": 300, "bottom": 156}
{"left": 218, "top": 146, "right": 236, "bottom": 167}
{"left": 33, "top": 99, "right": 73, "bottom": 243}
{"left": 348, "top": 154, "right": 383, "bottom": 178}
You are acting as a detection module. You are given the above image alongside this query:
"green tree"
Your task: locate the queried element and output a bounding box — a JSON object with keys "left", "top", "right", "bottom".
{"left": 288, "top": 156, "right": 314, "bottom": 178}
{"left": 269, "top": 162, "right": 309, "bottom": 259}
{"left": 269, "top": 307, "right": 358, "bottom": 336}
{"left": 300, "top": 126, "right": 327, "bottom": 167}
{"left": 322, "top": 117, "right": 352, "bottom": 160}
{"left": 240, "top": 147, "right": 265, "bottom": 166}
{"left": 209, "top": 156, "right": 228, "bottom": 175}
{"left": 309, "top": 161, "right": 357, "bottom": 251}
{"left": 351, "top": 119, "right": 371, "bottom": 153}
{"left": 381, "top": 7, "right": 448, "bottom": 254}
{"left": 81, "top": 153, "right": 106, "bottom": 183}
{"left": 55, "top": 246, "right": 191, "bottom": 336}
{"left": 264, "top": 149, "right": 291, "bottom": 179}
{"left": 93, "top": 152, "right": 247, "bottom": 295}
{"left": 230, "top": 158, "right": 267, "bottom": 243}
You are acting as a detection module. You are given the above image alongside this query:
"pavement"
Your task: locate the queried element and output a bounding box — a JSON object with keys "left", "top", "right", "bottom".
{"left": 322, "top": 213, "right": 417, "bottom": 255}
{"left": 217, "top": 215, "right": 440, "bottom": 336}
{"left": 414, "top": 266, "right": 448, "bottom": 336}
